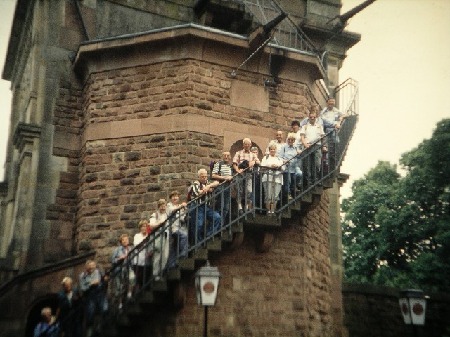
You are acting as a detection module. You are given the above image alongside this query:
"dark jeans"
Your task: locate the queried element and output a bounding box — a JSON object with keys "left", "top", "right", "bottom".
{"left": 214, "top": 183, "right": 231, "bottom": 221}
{"left": 134, "top": 265, "right": 151, "bottom": 290}
{"left": 189, "top": 204, "right": 221, "bottom": 243}
{"left": 303, "top": 144, "right": 322, "bottom": 186}
{"left": 83, "top": 287, "right": 104, "bottom": 325}
{"left": 324, "top": 127, "right": 338, "bottom": 171}
{"left": 59, "top": 304, "right": 83, "bottom": 337}
{"left": 167, "top": 230, "right": 188, "bottom": 268}
{"left": 283, "top": 171, "right": 302, "bottom": 199}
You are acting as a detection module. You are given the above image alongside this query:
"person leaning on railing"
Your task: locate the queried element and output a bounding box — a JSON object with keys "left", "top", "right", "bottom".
{"left": 232, "top": 138, "right": 258, "bottom": 214}
{"left": 149, "top": 199, "right": 170, "bottom": 281}
{"left": 133, "top": 220, "right": 152, "bottom": 292}
{"left": 319, "top": 97, "right": 347, "bottom": 170}
{"left": 79, "top": 260, "right": 104, "bottom": 337}
{"left": 188, "top": 168, "right": 221, "bottom": 243}
{"left": 260, "top": 143, "right": 284, "bottom": 215}
{"left": 300, "top": 110, "right": 325, "bottom": 186}
{"left": 281, "top": 133, "right": 303, "bottom": 201}
{"left": 111, "top": 234, "right": 135, "bottom": 300}
{"left": 166, "top": 191, "right": 189, "bottom": 269}
{"left": 211, "top": 151, "right": 234, "bottom": 221}
{"left": 56, "top": 276, "right": 82, "bottom": 337}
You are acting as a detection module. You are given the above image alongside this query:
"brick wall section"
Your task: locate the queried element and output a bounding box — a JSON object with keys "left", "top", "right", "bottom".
{"left": 131, "top": 194, "right": 334, "bottom": 337}
{"left": 45, "top": 83, "right": 84, "bottom": 260}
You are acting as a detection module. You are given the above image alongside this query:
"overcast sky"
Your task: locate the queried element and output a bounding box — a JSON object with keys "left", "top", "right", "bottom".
{"left": 0, "top": 0, "right": 14, "bottom": 182}
{"left": 1, "top": 0, "right": 449, "bottom": 199}
{"left": 339, "top": 0, "right": 450, "bottom": 197}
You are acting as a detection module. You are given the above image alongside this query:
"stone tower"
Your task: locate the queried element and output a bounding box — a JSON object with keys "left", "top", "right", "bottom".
{"left": 0, "top": 1, "right": 359, "bottom": 336}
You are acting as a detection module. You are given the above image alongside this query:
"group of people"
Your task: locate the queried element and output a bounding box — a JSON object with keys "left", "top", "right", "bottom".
{"left": 264, "top": 97, "right": 345, "bottom": 203}
{"left": 34, "top": 98, "right": 344, "bottom": 336}
{"left": 185, "top": 97, "right": 345, "bottom": 248}
{"left": 34, "top": 260, "right": 107, "bottom": 337}
{"left": 109, "top": 191, "right": 189, "bottom": 306}
{"left": 192, "top": 96, "right": 345, "bottom": 218}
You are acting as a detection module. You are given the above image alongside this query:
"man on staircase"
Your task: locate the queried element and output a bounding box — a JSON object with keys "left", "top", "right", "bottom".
{"left": 300, "top": 110, "right": 325, "bottom": 187}
{"left": 188, "top": 168, "right": 221, "bottom": 244}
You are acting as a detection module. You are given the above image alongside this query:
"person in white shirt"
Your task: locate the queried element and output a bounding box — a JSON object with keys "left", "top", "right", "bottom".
{"left": 300, "top": 110, "right": 325, "bottom": 186}
{"left": 265, "top": 130, "right": 285, "bottom": 157}
{"left": 320, "top": 97, "right": 345, "bottom": 132}
{"left": 261, "top": 144, "right": 284, "bottom": 215}
{"left": 320, "top": 97, "right": 346, "bottom": 170}
{"left": 133, "top": 220, "right": 152, "bottom": 290}
{"left": 166, "top": 191, "right": 188, "bottom": 269}
{"left": 149, "top": 199, "right": 169, "bottom": 280}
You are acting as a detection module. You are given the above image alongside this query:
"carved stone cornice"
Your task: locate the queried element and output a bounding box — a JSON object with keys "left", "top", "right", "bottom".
{"left": 12, "top": 122, "right": 41, "bottom": 153}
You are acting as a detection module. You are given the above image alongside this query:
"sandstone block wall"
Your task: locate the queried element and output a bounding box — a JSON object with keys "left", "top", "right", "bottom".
{"left": 128, "top": 194, "right": 334, "bottom": 337}
{"left": 68, "top": 58, "right": 319, "bottom": 264}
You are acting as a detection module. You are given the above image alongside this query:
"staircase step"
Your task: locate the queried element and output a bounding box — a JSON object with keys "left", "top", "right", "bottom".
{"left": 167, "top": 268, "right": 181, "bottom": 281}
{"left": 289, "top": 201, "right": 302, "bottom": 212}
{"left": 301, "top": 192, "right": 313, "bottom": 204}
{"left": 322, "top": 177, "right": 334, "bottom": 189}
{"left": 152, "top": 279, "right": 168, "bottom": 292}
{"left": 179, "top": 258, "right": 196, "bottom": 271}
{"left": 117, "top": 313, "right": 131, "bottom": 327}
{"left": 126, "top": 303, "right": 143, "bottom": 317}
{"left": 312, "top": 186, "right": 323, "bottom": 195}
{"left": 192, "top": 248, "right": 209, "bottom": 261}
{"left": 280, "top": 208, "right": 291, "bottom": 219}
{"left": 244, "top": 213, "right": 281, "bottom": 228}
{"left": 139, "top": 290, "right": 154, "bottom": 304}
{"left": 221, "top": 230, "right": 234, "bottom": 242}
{"left": 207, "top": 239, "right": 222, "bottom": 251}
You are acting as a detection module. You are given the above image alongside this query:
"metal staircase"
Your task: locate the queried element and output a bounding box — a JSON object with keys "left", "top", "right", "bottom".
{"left": 101, "top": 78, "right": 359, "bottom": 335}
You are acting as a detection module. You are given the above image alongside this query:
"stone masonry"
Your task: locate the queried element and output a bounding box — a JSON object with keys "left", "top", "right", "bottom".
{"left": 73, "top": 57, "right": 319, "bottom": 265}
{"left": 122, "top": 193, "right": 333, "bottom": 337}
{"left": 0, "top": 1, "right": 360, "bottom": 335}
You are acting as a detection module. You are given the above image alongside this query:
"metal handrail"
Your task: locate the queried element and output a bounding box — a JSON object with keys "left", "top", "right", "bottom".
{"left": 240, "top": 0, "right": 319, "bottom": 56}
{"left": 106, "top": 78, "right": 359, "bottom": 317}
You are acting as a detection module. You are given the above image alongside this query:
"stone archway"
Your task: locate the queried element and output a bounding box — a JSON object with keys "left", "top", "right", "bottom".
{"left": 229, "top": 139, "right": 264, "bottom": 160}
{"left": 25, "top": 295, "right": 59, "bottom": 337}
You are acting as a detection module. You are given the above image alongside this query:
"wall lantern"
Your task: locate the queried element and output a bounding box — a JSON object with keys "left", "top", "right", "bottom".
{"left": 195, "top": 261, "right": 221, "bottom": 337}
{"left": 399, "top": 289, "right": 427, "bottom": 336}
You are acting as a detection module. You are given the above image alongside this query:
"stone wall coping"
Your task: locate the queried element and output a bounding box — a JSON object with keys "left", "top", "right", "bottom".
{"left": 343, "top": 282, "right": 400, "bottom": 298}
{"left": 73, "top": 23, "right": 324, "bottom": 80}
{"left": 343, "top": 282, "right": 450, "bottom": 302}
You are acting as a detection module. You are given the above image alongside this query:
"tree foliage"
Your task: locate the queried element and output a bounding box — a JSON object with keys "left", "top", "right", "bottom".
{"left": 342, "top": 119, "right": 450, "bottom": 292}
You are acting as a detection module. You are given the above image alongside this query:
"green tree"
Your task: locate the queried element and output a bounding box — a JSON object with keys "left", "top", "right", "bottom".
{"left": 342, "top": 119, "right": 450, "bottom": 292}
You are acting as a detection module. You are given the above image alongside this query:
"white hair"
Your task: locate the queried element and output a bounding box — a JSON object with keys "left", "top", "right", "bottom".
{"left": 198, "top": 168, "right": 207, "bottom": 176}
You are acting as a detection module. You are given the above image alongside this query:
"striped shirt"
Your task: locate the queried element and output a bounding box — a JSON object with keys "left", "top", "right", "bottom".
{"left": 212, "top": 161, "right": 233, "bottom": 177}
{"left": 190, "top": 179, "right": 213, "bottom": 202}
{"left": 233, "top": 150, "right": 257, "bottom": 167}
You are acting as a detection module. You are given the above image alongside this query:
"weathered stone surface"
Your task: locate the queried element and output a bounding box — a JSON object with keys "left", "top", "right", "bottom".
{"left": 0, "top": 1, "right": 348, "bottom": 336}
